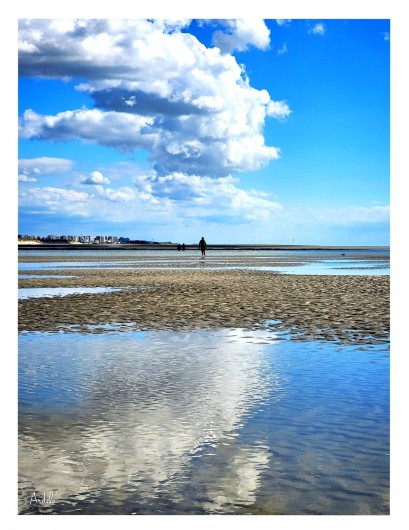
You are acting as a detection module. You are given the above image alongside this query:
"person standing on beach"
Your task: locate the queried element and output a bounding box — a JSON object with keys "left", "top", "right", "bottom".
{"left": 199, "top": 236, "right": 207, "bottom": 258}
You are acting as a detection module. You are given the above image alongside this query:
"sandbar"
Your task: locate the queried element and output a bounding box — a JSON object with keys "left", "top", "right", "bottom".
{"left": 18, "top": 267, "right": 389, "bottom": 344}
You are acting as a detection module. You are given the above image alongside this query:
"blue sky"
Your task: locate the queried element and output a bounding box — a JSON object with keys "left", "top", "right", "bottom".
{"left": 17, "top": 18, "right": 390, "bottom": 244}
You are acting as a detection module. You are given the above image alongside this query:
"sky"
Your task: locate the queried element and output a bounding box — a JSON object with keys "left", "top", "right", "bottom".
{"left": 17, "top": 18, "right": 390, "bottom": 245}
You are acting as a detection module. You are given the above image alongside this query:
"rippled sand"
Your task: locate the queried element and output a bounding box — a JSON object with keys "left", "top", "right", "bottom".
{"left": 18, "top": 265, "right": 389, "bottom": 344}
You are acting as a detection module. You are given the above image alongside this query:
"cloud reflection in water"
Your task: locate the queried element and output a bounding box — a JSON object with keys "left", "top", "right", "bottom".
{"left": 19, "top": 328, "right": 280, "bottom": 513}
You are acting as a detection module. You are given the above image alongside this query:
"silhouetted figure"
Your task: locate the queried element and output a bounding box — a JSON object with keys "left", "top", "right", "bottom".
{"left": 182, "top": 243, "right": 186, "bottom": 251}
{"left": 199, "top": 236, "right": 207, "bottom": 258}
{"left": 177, "top": 244, "right": 181, "bottom": 251}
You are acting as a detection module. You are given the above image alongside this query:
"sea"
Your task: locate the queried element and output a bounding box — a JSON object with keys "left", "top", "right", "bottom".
{"left": 18, "top": 248, "right": 390, "bottom": 515}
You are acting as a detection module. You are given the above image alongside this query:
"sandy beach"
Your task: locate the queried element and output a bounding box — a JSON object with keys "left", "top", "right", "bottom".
{"left": 18, "top": 262, "right": 389, "bottom": 344}
{"left": 18, "top": 252, "right": 390, "bottom": 514}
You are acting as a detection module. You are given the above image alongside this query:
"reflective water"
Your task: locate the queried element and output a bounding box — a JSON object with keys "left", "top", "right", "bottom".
{"left": 18, "top": 249, "right": 390, "bottom": 258}
{"left": 18, "top": 287, "right": 125, "bottom": 299}
{"left": 19, "top": 327, "right": 389, "bottom": 515}
{"left": 18, "top": 248, "right": 390, "bottom": 276}
{"left": 18, "top": 274, "right": 75, "bottom": 279}
{"left": 259, "top": 260, "right": 389, "bottom": 276}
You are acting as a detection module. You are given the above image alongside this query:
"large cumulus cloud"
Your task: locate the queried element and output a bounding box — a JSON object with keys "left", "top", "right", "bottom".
{"left": 18, "top": 19, "right": 291, "bottom": 177}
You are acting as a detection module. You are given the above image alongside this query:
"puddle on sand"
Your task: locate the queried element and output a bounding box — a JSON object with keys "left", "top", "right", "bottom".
{"left": 19, "top": 274, "right": 75, "bottom": 279}
{"left": 18, "top": 253, "right": 389, "bottom": 276}
{"left": 18, "top": 286, "right": 125, "bottom": 299}
{"left": 18, "top": 327, "right": 389, "bottom": 515}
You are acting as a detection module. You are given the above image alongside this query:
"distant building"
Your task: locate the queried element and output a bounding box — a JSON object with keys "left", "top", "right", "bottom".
{"left": 94, "top": 235, "right": 118, "bottom": 244}
{"left": 18, "top": 233, "right": 156, "bottom": 244}
{"left": 21, "top": 234, "right": 38, "bottom": 240}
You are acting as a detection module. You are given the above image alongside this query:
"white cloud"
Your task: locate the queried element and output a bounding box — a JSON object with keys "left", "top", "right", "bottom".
{"left": 81, "top": 171, "right": 110, "bottom": 185}
{"left": 266, "top": 100, "right": 291, "bottom": 119}
{"left": 137, "top": 171, "right": 283, "bottom": 223}
{"left": 382, "top": 32, "right": 390, "bottom": 41}
{"left": 17, "top": 163, "right": 389, "bottom": 242}
{"left": 211, "top": 19, "right": 271, "bottom": 54}
{"left": 19, "top": 186, "right": 91, "bottom": 216}
{"left": 18, "top": 174, "right": 38, "bottom": 182}
{"left": 277, "top": 42, "right": 288, "bottom": 56}
{"left": 19, "top": 108, "right": 155, "bottom": 152}
{"left": 18, "top": 19, "right": 288, "bottom": 177}
{"left": 18, "top": 157, "right": 74, "bottom": 180}
{"left": 19, "top": 167, "right": 283, "bottom": 226}
{"left": 276, "top": 20, "right": 291, "bottom": 27}
{"left": 308, "top": 23, "right": 326, "bottom": 36}
{"left": 150, "top": 19, "right": 192, "bottom": 33}
{"left": 92, "top": 185, "right": 139, "bottom": 203}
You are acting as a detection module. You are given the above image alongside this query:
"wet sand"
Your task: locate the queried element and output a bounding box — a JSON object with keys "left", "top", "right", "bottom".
{"left": 18, "top": 265, "right": 389, "bottom": 344}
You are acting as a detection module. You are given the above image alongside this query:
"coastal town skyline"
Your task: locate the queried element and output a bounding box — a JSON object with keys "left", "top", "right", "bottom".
{"left": 18, "top": 231, "right": 391, "bottom": 247}
{"left": 18, "top": 18, "right": 390, "bottom": 245}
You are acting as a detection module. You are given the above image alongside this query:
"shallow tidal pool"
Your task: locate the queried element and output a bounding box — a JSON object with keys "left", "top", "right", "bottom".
{"left": 18, "top": 326, "right": 389, "bottom": 515}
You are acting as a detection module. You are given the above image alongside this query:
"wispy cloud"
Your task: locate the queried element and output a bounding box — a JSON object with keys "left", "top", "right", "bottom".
{"left": 19, "top": 186, "right": 91, "bottom": 216}
{"left": 277, "top": 42, "right": 288, "bottom": 56}
{"left": 308, "top": 23, "right": 326, "bottom": 36}
{"left": 19, "top": 165, "right": 283, "bottom": 226}
{"left": 18, "top": 174, "right": 38, "bottom": 182}
{"left": 18, "top": 157, "right": 74, "bottom": 182}
{"left": 276, "top": 20, "right": 291, "bottom": 27}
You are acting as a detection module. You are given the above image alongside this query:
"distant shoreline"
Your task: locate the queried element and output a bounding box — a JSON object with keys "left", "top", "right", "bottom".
{"left": 18, "top": 243, "right": 390, "bottom": 251}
